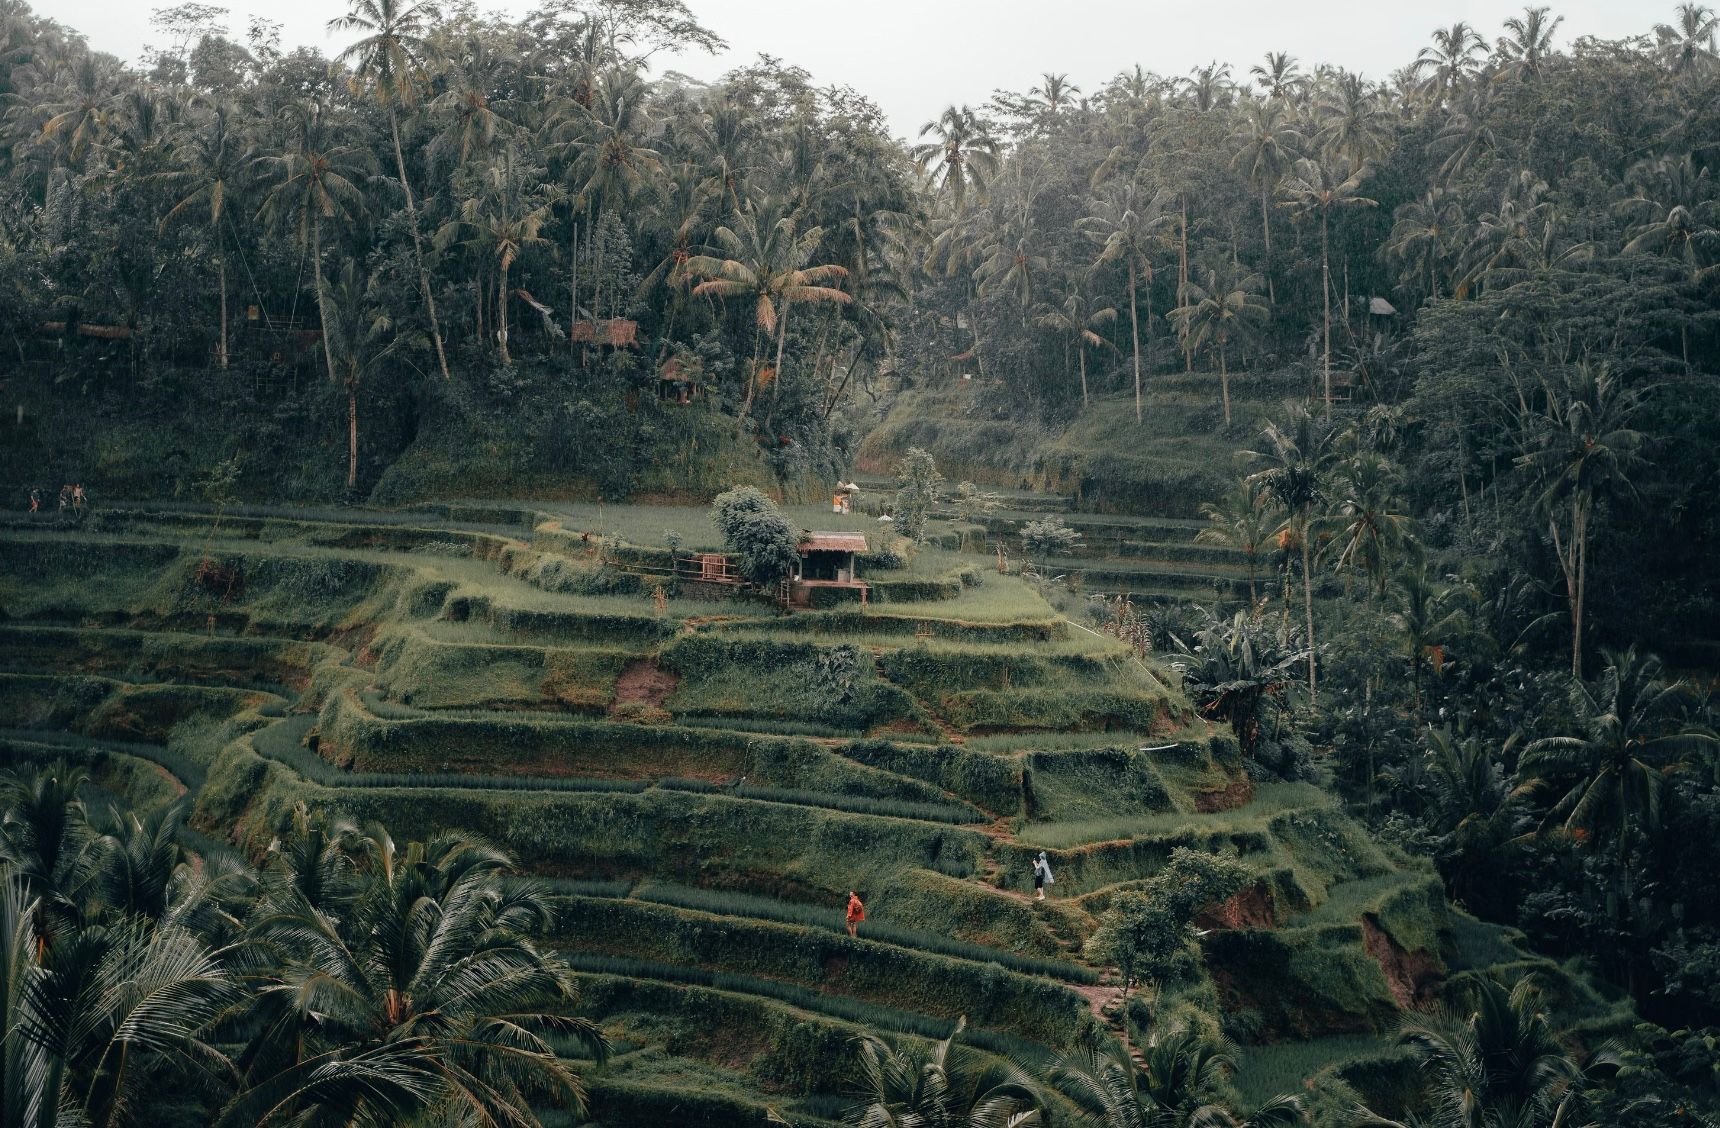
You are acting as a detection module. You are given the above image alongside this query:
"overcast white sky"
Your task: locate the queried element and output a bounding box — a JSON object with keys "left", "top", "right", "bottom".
{"left": 49, "top": 0, "right": 1658, "bottom": 139}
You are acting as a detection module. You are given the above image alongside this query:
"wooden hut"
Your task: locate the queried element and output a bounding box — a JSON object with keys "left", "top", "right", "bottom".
{"left": 789, "top": 533, "right": 870, "bottom": 607}
{"left": 657, "top": 355, "right": 701, "bottom": 404}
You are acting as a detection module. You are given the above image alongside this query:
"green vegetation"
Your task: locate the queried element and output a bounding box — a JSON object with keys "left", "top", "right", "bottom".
{"left": 7, "top": 0, "right": 1720, "bottom": 1123}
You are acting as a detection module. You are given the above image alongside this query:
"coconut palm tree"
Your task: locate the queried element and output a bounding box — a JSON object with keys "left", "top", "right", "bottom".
{"left": 323, "top": 258, "right": 414, "bottom": 491}
{"left": 221, "top": 818, "right": 606, "bottom": 1128}
{"left": 425, "top": 34, "right": 517, "bottom": 172}
{"left": 1410, "top": 22, "right": 1488, "bottom": 107}
{"left": 1621, "top": 153, "right": 1718, "bottom": 367}
{"left": 845, "top": 1017, "right": 1041, "bottom": 1127}
{"left": 1228, "top": 101, "right": 1302, "bottom": 303}
{"left": 1249, "top": 52, "right": 1305, "bottom": 102}
{"left": 435, "top": 145, "right": 556, "bottom": 364}
{"left": 1392, "top": 562, "right": 1468, "bottom": 721}
{"left": 1421, "top": 727, "right": 1530, "bottom": 906}
{"left": 1312, "top": 71, "right": 1392, "bottom": 172}
{"left": 329, "top": 0, "right": 452, "bottom": 381}
{"left": 1385, "top": 188, "right": 1465, "bottom": 300}
{"left": 914, "top": 104, "right": 1000, "bottom": 214}
{"left": 1169, "top": 261, "right": 1268, "bottom": 425}
{"left": 1049, "top": 1031, "right": 1302, "bottom": 1128}
{"left": 1656, "top": 4, "right": 1720, "bottom": 75}
{"left": 1027, "top": 72, "right": 1081, "bottom": 116}
{"left": 1035, "top": 281, "right": 1116, "bottom": 407}
{"left": 1520, "top": 648, "right": 1717, "bottom": 865}
{"left": 1080, "top": 180, "right": 1176, "bottom": 422}
{"left": 681, "top": 202, "right": 851, "bottom": 416}
{"left": 1317, "top": 451, "right": 1414, "bottom": 598}
{"left": 1278, "top": 156, "right": 1376, "bottom": 415}
{"left": 1199, "top": 478, "right": 1278, "bottom": 605}
{"left": 1493, "top": 6, "right": 1564, "bottom": 83}
{"left": 1510, "top": 361, "right": 1646, "bottom": 677}
{"left": 1245, "top": 403, "right": 1334, "bottom": 698}
{"left": 1357, "top": 978, "right": 1610, "bottom": 1128}
{"left": 159, "top": 102, "right": 251, "bottom": 371}
{"left": 255, "top": 98, "right": 375, "bottom": 387}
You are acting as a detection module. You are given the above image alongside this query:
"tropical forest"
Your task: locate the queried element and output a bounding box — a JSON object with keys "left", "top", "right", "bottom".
{"left": 5, "top": 0, "right": 1720, "bottom": 1123}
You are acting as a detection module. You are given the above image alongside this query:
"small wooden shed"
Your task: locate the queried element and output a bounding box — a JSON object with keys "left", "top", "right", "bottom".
{"left": 657, "top": 355, "right": 701, "bottom": 404}
{"left": 789, "top": 532, "right": 870, "bottom": 607}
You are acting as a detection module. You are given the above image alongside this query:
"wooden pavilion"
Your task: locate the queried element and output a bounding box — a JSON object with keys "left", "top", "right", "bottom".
{"left": 789, "top": 533, "right": 870, "bottom": 607}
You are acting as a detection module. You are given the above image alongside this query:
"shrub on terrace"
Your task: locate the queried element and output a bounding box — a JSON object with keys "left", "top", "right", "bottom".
{"left": 711, "top": 486, "right": 800, "bottom": 587}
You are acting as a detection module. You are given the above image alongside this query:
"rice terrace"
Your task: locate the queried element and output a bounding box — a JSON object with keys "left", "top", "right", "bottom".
{"left": 3, "top": 1, "right": 1720, "bottom": 1126}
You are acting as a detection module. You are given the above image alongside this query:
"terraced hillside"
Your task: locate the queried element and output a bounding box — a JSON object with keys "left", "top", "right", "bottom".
{"left": 0, "top": 501, "right": 1625, "bottom": 1125}
{"left": 855, "top": 374, "right": 1319, "bottom": 607}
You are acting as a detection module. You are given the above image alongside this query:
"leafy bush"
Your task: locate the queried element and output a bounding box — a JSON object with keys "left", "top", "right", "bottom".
{"left": 710, "top": 486, "right": 799, "bottom": 586}
{"left": 894, "top": 448, "right": 942, "bottom": 543}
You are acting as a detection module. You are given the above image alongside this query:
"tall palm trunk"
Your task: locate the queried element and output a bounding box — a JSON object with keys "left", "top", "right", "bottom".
{"left": 1179, "top": 196, "right": 1192, "bottom": 373}
{"left": 347, "top": 379, "right": 359, "bottom": 491}
{"left": 568, "top": 217, "right": 579, "bottom": 346}
{"left": 498, "top": 258, "right": 511, "bottom": 364}
{"left": 1301, "top": 511, "right": 1317, "bottom": 699}
{"left": 1077, "top": 343, "right": 1089, "bottom": 406}
{"left": 1218, "top": 342, "right": 1230, "bottom": 425}
{"left": 217, "top": 256, "right": 228, "bottom": 370}
{"left": 1127, "top": 259, "right": 1142, "bottom": 423}
{"left": 389, "top": 108, "right": 451, "bottom": 381}
{"left": 1259, "top": 182, "right": 1276, "bottom": 305}
{"left": 1320, "top": 210, "right": 1332, "bottom": 419}
{"left": 312, "top": 212, "right": 337, "bottom": 387}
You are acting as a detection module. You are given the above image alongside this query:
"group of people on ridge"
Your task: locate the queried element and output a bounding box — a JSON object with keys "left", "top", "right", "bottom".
{"left": 27, "top": 483, "right": 86, "bottom": 515}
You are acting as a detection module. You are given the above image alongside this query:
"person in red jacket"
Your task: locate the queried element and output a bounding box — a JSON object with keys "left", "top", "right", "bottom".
{"left": 845, "top": 890, "right": 865, "bottom": 938}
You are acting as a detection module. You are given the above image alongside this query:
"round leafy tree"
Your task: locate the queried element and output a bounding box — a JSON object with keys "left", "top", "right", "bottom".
{"left": 711, "top": 486, "right": 800, "bottom": 587}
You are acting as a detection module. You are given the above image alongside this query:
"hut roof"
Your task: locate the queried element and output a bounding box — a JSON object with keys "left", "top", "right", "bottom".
{"left": 799, "top": 533, "right": 868, "bottom": 554}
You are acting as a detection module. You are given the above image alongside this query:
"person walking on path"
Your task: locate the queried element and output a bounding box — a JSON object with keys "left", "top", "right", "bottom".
{"left": 71, "top": 484, "right": 85, "bottom": 513}
{"left": 1032, "top": 851, "right": 1055, "bottom": 901}
{"left": 57, "top": 485, "right": 69, "bottom": 513}
{"left": 28, "top": 487, "right": 40, "bottom": 513}
{"left": 845, "top": 890, "right": 865, "bottom": 938}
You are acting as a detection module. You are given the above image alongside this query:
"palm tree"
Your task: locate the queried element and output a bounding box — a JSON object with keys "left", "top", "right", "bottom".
{"left": 1312, "top": 71, "right": 1392, "bottom": 172}
{"left": 845, "top": 1017, "right": 1040, "bottom": 1127}
{"left": 1183, "top": 61, "right": 1234, "bottom": 112}
{"left": 1228, "top": 101, "right": 1302, "bottom": 303}
{"left": 0, "top": 879, "right": 236, "bottom": 1128}
{"left": 1317, "top": 451, "right": 1413, "bottom": 598}
{"left": 1520, "top": 648, "right": 1717, "bottom": 865}
{"left": 1035, "top": 282, "right": 1116, "bottom": 407}
{"left": 425, "top": 34, "right": 517, "bottom": 172}
{"left": 1410, "top": 22, "right": 1488, "bottom": 107}
{"left": 682, "top": 203, "right": 851, "bottom": 416}
{"left": 222, "top": 818, "right": 606, "bottom": 1127}
{"left": 550, "top": 66, "right": 662, "bottom": 324}
{"left": 1457, "top": 170, "right": 1555, "bottom": 294}
{"left": 914, "top": 105, "right": 1000, "bottom": 214}
{"left": 330, "top": 0, "right": 451, "bottom": 381}
{"left": 1245, "top": 404, "right": 1334, "bottom": 698}
{"left": 1358, "top": 978, "right": 1608, "bottom": 1128}
{"left": 435, "top": 146, "right": 556, "bottom": 364}
{"left": 1621, "top": 153, "right": 1717, "bottom": 367}
{"left": 1656, "top": 4, "right": 1720, "bottom": 75}
{"left": 1279, "top": 157, "right": 1376, "bottom": 416}
{"left": 1049, "top": 1032, "right": 1301, "bottom": 1128}
{"left": 1493, "top": 6, "right": 1564, "bottom": 83}
{"left": 1027, "top": 72, "right": 1081, "bottom": 115}
{"left": 1249, "top": 52, "right": 1305, "bottom": 101}
{"left": 1080, "top": 180, "right": 1175, "bottom": 422}
{"left": 1170, "top": 261, "right": 1268, "bottom": 425}
{"left": 1199, "top": 478, "right": 1278, "bottom": 605}
{"left": 255, "top": 99, "right": 374, "bottom": 387}
{"left": 160, "top": 102, "right": 251, "bottom": 371}
{"left": 1392, "top": 562, "right": 1467, "bottom": 721}
{"left": 324, "top": 258, "right": 414, "bottom": 491}
{"left": 1421, "top": 727, "right": 1529, "bottom": 907}
{"left": 1385, "top": 188, "right": 1464, "bottom": 300}
{"left": 1511, "top": 361, "right": 1646, "bottom": 677}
